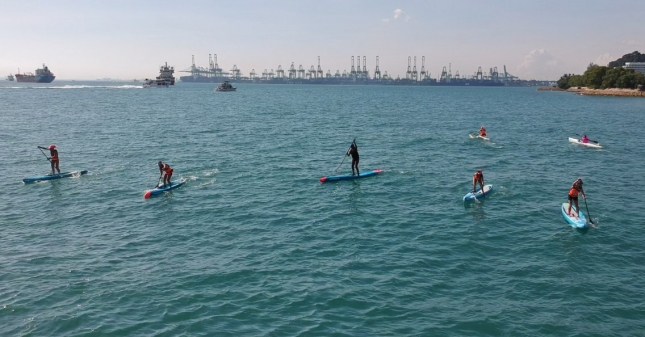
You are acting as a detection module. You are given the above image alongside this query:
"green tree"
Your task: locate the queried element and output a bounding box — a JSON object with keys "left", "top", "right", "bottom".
{"left": 583, "top": 65, "right": 609, "bottom": 89}
{"left": 557, "top": 74, "right": 572, "bottom": 89}
{"left": 601, "top": 68, "right": 629, "bottom": 88}
{"left": 615, "top": 73, "right": 635, "bottom": 88}
{"left": 569, "top": 75, "right": 584, "bottom": 87}
{"left": 616, "top": 74, "right": 634, "bottom": 89}
{"left": 635, "top": 72, "right": 645, "bottom": 87}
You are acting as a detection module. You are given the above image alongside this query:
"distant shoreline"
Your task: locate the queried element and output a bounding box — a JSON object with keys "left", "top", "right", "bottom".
{"left": 538, "top": 86, "right": 644, "bottom": 97}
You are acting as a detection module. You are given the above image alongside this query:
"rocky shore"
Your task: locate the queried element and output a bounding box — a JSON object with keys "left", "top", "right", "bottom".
{"left": 538, "top": 86, "right": 644, "bottom": 97}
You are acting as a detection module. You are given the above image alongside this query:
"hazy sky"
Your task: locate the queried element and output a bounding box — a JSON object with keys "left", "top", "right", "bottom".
{"left": 1, "top": 0, "right": 643, "bottom": 80}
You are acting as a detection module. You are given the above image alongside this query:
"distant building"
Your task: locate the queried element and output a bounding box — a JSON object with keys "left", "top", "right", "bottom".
{"left": 623, "top": 62, "right": 645, "bottom": 74}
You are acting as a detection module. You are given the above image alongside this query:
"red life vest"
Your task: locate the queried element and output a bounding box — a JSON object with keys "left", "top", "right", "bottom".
{"left": 163, "top": 164, "right": 173, "bottom": 174}
{"left": 568, "top": 183, "right": 581, "bottom": 197}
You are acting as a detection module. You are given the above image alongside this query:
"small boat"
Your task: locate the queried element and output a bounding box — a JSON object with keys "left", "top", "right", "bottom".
{"left": 215, "top": 81, "right": 236, "bottom": 92}
{"left": 561, "top": 202, "right": 588, "bottom": 228}
{"left": 142, "top": 62, "right": 175, "bottom": 88}
{"left": 320, "top": 169, "right": 382, "bottom": 182}
{"left": 568, "top": 137, "right": 602, "bottom": 149}
{"left": 469, "top": 134, "right": 490, "bottom": 141}
{"left": 143, "top": 79, "right": 169, "bottom": 88}
{"left": 6, "top": 74, "right": 14, "bottom": 81}
{"left": 144, "top": 179, "right": 186, "bottom": 198}
{"left": 23, "top": 170, "right": 88, "bottom": 183}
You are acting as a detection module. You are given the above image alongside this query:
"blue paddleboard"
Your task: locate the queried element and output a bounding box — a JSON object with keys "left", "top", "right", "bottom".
{"left": 23, "top": 170, "right": 88, "bottom": 183}
{"left": 144, "top": 179, "right": 186, "bottom": 198}
{"left": 561, "top": 202, "right": 588, "bottom": 228}
{"left": 463, "top": 184, "right": 493, "bottom": 201}
{"left": 320, "top": 169, "right": 382, "bottom": 183}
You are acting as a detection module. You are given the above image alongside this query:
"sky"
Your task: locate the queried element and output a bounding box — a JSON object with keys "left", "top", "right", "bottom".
{"left": 1, "top": 0, "right": 643, "bottom": 80}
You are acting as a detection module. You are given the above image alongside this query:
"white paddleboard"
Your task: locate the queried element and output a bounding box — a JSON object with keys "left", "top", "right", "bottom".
{"left": 469, "top": 134, "right": 490, "bottom": 141}
{"left": 568, "top": 137, "right": 602, "bottom": 149}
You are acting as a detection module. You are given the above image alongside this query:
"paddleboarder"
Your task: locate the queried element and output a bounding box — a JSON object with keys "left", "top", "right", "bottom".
{"left": 347, "top": 141, "right": 359, "bottom": 176}
{"left": 158, "top": 161, "right": 173, "bottom": 188}
{"left": 478, "top": 126, "right": 487, "bottom": 137}
{"left": 472, "top": 170, "right": 484, "bottom": 193}
{"left": 38, "top": 144, "right": 60, "bottom": 175}
{"left": 567, "top": 178, "right": 586, "bottom": 216}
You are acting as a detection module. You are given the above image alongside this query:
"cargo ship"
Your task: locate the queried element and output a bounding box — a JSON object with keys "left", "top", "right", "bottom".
{"left": 15, "top": 64, "right": 55, "bottom": 83}
{"left": 143, "top": 62, "right": 175, "bottom": 88}
{"left": 6, "top": 74, "right": 14, "bottom": 81}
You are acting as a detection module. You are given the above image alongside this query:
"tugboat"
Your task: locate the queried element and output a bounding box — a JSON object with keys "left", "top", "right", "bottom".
{"left": 6, "top": 74, "right": 14, "bottom": 81}
{"left": 143, "top": 62, "right": 175, "bottom": 88}
{"left": 15, "top": 64, "right": 55, "bottom": 83}
{"left": 215, "top": 81, "right": 236, "bottom": 92}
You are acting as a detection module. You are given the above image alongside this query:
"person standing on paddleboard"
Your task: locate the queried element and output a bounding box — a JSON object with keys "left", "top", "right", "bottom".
{"left": 472, "top": 170, "right": 484, "bottom": 193}
{"left": 567, "top": 178, "right": 586, "bottom": 216}
{"left": 347, "top": 142, "right": 359, "bottom": 176}
{"left": 158, "top": 161, "right": 173, "bottom": 188}
{"left": 38, "top": 144, "right": 60, "bottom": 175}
{"left": 478, "top": 126, "right": 487, "bottom": 137}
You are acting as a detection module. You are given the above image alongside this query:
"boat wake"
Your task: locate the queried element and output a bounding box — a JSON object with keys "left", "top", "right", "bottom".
{"left": 196, "top": 178, "right": 216, "bottom": 188}
{"left": 181, "top": 175, "right": 216, "bottom": 188}
{"left": 0, "top": 85, "right": 141, "bottom": 90}
{"left": 203, "top": 169, "right": 220, "bottom": 177}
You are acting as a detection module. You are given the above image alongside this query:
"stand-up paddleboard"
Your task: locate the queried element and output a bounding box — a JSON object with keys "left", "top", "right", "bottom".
{"left": 320, "top": 169, "right": 382, "bottom": 183}
{"left": 23, "top": 170, "right": 88, "bottom": 183}
{"left": 561, "top": 202, "right": 588, "bottom": 228}
{"left": 568, "top": 137, "right": 602, "bottom": 149}
{"left": 144, "top": 179, "right": 186, "bottom": 198}
{"left": 469, "top": 134, "right": 490, "bottom": 141}
{"left": 463, "top": 184, "right": 493, "bottom": 201}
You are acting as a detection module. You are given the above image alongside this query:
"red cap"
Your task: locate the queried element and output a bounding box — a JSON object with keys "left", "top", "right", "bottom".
{"left": 49, "top": 144, "right": 56, "bottom": 149}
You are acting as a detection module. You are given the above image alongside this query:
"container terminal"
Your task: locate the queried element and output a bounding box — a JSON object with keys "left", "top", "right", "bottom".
{"left": 179, "top": 54, "right": 552, "bottom": 86}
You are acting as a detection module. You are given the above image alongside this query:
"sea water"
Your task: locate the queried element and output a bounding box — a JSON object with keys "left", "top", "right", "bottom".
{"left": 1, "top": 81, "right": 644, "bottom": 336}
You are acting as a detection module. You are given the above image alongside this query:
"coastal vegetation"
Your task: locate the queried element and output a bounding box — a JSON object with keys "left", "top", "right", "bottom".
{"left": 608, "top": 51, "right": 645, "bottom": 68}
{"left": 557, "top": 51, "right": 645, "bottom": 90}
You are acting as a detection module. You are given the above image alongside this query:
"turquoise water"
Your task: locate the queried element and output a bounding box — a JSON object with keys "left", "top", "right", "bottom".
{"left": 1, "top": 82, "right": 644, "bottom": 336}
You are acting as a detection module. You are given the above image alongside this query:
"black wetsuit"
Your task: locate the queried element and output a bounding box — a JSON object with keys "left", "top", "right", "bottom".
{"left": 347, "top": 144, "right": 359, "bottom": 175}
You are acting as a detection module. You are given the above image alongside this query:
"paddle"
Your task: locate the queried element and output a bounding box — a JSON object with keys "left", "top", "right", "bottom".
{"left": 37, "top": 146, "right": 51, "bottom": 162}
{"left": 335, "top": 138, "right": 355, "bottom": 172}
{"left": 575, "top": 133, "right": 599, "bottom": 144}
{"left": 154, "top": 177, "right": 162, "bottom": 189}
{"left": 583, "top": 196, "right": 595, "bottom": 226}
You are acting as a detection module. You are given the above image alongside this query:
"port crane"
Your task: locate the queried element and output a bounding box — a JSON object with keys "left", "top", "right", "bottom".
{"left": 420, "top": 56, "right": 426, "bottom": 80}
{"left": 288, "top": 63, "right": 296, "bottom": 79}
{"left": 374, "top": 56, "right": 381, "bottom": 80}
{"left": 317, "top": 57, "right": 324, "bottom": 78}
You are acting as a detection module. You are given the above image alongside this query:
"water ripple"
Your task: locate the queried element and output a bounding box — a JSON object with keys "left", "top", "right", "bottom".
{"left": 1, "top": 83, "right": 645, "bottom": 336}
